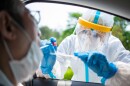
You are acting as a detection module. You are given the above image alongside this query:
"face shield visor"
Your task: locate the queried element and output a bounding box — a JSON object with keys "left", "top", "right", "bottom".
{"left": 73, "top": 10, "right": 114, "bottom": 52}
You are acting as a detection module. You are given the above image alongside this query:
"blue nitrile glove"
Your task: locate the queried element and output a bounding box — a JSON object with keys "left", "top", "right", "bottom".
{"left": 74, "top": 52, "right": 89, "bottom": 82}
{"left": 40, "top": 40, "right": 56, "bottom": 75}
{"left": 50, "top": 37, "right": 57, "bottom": 51}
{"left": 74, "top": 51, "right": 117, "bottom": 84}
{"left": 74, "top": 52, "right": 89, "bottom": 63}
{"left": 87, "top": 51, "right": 117, "bottom": 79}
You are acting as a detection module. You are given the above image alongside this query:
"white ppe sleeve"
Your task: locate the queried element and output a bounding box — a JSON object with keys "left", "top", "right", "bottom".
{"left": 57, "top": 35, "right": 76, "bottom": 63}
{"left": 107, "top": 35, "right": 130, "bottom": 63}
{"left": 105, "top": 61, "right": 130, "bottom": 86}
{"left": 55, "top": 35, "right": 78, "bottom": 79}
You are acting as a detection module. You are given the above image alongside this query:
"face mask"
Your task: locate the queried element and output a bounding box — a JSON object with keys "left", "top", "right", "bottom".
{"left": 89, "top": 30, "right": 110, "bottom": 51}
{"left": 76, "top": 30, "right": 90, "bottom": 52}
{"left": 77, "top": 30, "right": 109, "bottom": 52}
{"left": 3, "top": 18, "right": 43, "bottom": 83}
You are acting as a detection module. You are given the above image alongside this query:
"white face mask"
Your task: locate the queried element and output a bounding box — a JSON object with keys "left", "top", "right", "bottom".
{"left": 77, "top": 30, "right": 109, "bottom": 52}
{"left": 3, "top": 18, "right": 43, "bottom": 83}
{"left": 76, "top": 30, "right": 90, "bottom": 52}
{"left": 3, "top": 39, "right": 43, "bottom": 83}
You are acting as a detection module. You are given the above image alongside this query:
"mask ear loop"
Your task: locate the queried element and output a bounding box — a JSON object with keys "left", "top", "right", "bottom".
{"left": 77, "top": 30, "right": 88, "bottom": 52}
{"left": 3, "top": 39, "right": 14, "bottom": 60}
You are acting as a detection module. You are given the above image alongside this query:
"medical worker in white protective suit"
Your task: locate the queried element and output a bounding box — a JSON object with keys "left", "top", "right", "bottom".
{"left": 53, "top": 10, "right": 130, "bottom": 86}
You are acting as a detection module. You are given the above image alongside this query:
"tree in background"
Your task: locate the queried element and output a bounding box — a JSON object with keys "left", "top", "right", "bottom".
{"left": 112, "top": 16, "right": 130, "bottom": 50}
{"left": 40, "top": 26, "right": 60, "bottom": 41}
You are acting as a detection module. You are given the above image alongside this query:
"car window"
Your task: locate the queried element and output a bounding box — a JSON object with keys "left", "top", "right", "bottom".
{"left": 26, "top": 2, "right": 130, "bottom": 50}
{"left": 26, "top": 2, "right": 130, "bottom": 83}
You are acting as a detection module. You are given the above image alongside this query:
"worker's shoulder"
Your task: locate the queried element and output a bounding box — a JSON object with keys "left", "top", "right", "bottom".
{"left": 108, "top": 34, "right": 122, "bottom": 44}
{"left": 64, "top": 34, "right": 77, "bottom": 41}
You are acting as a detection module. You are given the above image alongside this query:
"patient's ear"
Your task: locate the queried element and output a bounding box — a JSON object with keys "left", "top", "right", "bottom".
{"left": 0, "top": 11, "right": 17, "bottom": 40}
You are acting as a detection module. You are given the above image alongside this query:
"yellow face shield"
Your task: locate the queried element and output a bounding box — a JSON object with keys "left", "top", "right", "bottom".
{"left": 78, "top": 17, "right": 112, "bottom": 33}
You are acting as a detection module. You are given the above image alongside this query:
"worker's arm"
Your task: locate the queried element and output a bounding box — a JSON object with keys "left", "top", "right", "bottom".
{"left": 105, "top": 61, "right": 130, "bottom": 86}
{"left": 56, "top": 35, "right": 78, "bottom": 79}
{"left": 107, "top": 35, "right": 130, "bottom": 63}
{"left": 74, "top": 51, "right": 130, "bottom": 86}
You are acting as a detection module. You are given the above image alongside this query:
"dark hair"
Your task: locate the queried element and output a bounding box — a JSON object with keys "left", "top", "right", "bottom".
{"left": 0, "top": 0, "right": 24, "bottom": 28}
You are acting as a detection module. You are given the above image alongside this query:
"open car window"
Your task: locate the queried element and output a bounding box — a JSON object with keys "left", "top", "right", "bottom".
{"left": 25, "top": 2, "right": 130, "bottom": 86}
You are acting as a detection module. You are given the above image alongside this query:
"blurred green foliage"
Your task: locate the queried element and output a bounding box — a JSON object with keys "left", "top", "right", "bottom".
{"left": 40, "top": 26, "right": 60, "bottom": 42}
{"left": 40, "top": 12, "right": 130, "bottom": 50}
{"left": 112, "top": 17, "right": 130, "bottom": 50}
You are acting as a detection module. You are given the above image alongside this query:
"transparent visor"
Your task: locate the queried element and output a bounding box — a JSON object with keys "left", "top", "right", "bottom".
{"left": 74, "top": 23, "right": 109, "bottom": 39}
{"left": 73, "top": 23, "right": 110, "bottom": 52}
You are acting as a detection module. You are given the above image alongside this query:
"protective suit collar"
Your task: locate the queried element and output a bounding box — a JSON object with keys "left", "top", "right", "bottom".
{"left": 0, "top": 70, "right": 13, "bottom": 86}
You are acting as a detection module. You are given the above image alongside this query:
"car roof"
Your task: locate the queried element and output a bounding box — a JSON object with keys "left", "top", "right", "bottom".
{"left": 25, "top": 0, "right": 130, "bottom": 21}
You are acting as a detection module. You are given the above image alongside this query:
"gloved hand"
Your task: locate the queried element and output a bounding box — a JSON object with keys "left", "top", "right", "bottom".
{"left": 50, "top": 37, "right": 57, "bottom": 51}
{"left": 74, "top": 52, "right": 89, "bottom": 63}
{"left": 40, "top": 37, "right": 57, "bottom": 75}
{"left": 74, "top": 51, "right": 117, "bottom": 79}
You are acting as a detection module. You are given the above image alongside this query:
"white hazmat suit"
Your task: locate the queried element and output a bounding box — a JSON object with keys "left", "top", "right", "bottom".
{"left": 53, "top": 9, "right": 130, "bottom": 86}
